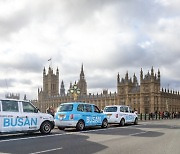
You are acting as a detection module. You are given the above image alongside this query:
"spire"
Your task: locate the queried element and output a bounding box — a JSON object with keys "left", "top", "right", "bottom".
{"left": 158, "top": 69, "right": 160, "bottom": 79}
{"left": 125, "top": 71, "right": 128, "bottom": 80}
{"left": 43, "top": 67, "right": 46, "bottom": 75}
{"left": 81, "top": 63, "right": 84, "bottom": 73}
{"left": 117, "top": 73, "right": 120, "bottom": 83}
{"left": 60, "top": 80, "right": 65, "bottom": 96}
{"left": 61, "top": 80, "right": 64, "bottom": 88}
{"left": 56, "top": 67, "right": 59, "bottom": 75}
{"left": 48, "top": 66, "right": 51, "bottom": 73}
{"left": 133, "top": 73, "right": 137, "bottom": 83}
{"left": 80, "top": 63, "right": 85, "bottom": 79}
{"left": 151, "top": 66, "right": 154, "bottom": 76}
{"left": 140, "top": 68, "right": 143, "bottom": 80}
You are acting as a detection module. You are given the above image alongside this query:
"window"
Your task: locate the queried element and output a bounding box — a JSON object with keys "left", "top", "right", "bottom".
{"left": 104, "top": 107, "right": 117, "bottom": 112}
{"left": 120, "top": 107, "right": 124, "bottom": 112}
{"left": 129, "top": 107, "right": 133, "bottom": 113}
{"left": 2, "top": 100, "right": 19, "bottom": 112}
{"left": 58, "top": 104, "right": 73, "bottom": 112}
{"left": 77, "top": 104, "right": 84, "bottom": 112}
{"left": 93, "top": 105, "right": 100, "bottom": 113}
{"left": 22, "top": 101, "right": 37, "bottom": 113}
{"left": 84, "top": 104, "right": 92, "bottom": 112}
{"left": 124, "top": 107, "right": 129, "bottom": 113}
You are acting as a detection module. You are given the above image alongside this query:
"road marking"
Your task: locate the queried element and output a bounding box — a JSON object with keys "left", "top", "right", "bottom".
{"left": 0, "top": 134, "right": 65, "bottom": 143}
{"left": 0, "top": 124, "right": 147, "bottom": 143}
{"left": 129, "top": 131, "right": 147, "bottom": 136}
{"left": 29, "top": 147, "right": 62, "bottom": 154}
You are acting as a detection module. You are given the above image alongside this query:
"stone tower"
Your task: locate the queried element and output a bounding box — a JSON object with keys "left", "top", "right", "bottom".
{"left": 140, "top": 67, "right": 161, "bottom": 113}
{"left": 78, "top": 64, "right": 87, "bottom": 95}
{"left": 117, "top": 71, "right": 139, "bottom": 106}
{"left": 42, "top": 66, "right": 59, "bottom": 96}
{"left": 60, "top": 80, "right": 65, "bottom": 96}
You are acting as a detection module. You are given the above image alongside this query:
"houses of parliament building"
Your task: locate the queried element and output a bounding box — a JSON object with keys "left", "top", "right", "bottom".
{"left": 34, "top": 65, "right": 180, "bottom": 114}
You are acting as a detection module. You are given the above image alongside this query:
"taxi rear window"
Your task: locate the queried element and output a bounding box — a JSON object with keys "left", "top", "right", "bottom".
{"left": 58, "top": 104, "right": 73, "bottom": 112}
{"left": 104, "top": 107, "right": 117, "bottom": 112}
{"left": 2, "top": 100, "right": 19, "bottom": 112}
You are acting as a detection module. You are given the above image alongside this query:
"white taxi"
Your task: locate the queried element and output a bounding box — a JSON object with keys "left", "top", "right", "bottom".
{"left": 0, "top": 99, "right": 54, "bottom": 134}
{"left": 103, "top": 105, "right": 138, "bottom": 126}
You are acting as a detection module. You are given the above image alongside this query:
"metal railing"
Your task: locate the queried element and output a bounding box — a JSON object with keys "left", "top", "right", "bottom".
{"left": 138, "top": 112, "right": 180, "bottom": 121}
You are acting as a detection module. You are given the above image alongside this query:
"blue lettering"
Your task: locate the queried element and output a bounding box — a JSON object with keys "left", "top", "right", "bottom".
{"left": 31, "top": 118, "right": 37, "bottom": 126}
{"left": 24, "top": 118, "right": 30, "bottom": 126}
{"left": 86, "top": 116, "right": 101, "bottom": 124}
{"left": 3, "top": 118, "right": 38, "bottom": 127}
{"left": 17, "top": 118, "right": 24, "bottom": 126}
{"left": 4, "top": 118, "right": 10, "bottom": 127}
{"left": 11, "top": 118, "right": 17, "bottom": 126}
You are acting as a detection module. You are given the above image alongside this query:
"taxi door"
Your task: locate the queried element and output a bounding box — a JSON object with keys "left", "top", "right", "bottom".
{"left": 128, "top": 107, "right": 135, "bottom": 122}
{"left": 124, "top": 106, "right": 131, "bottom": 123}
{"left": 124, "top": 106, "right": 134, "bottom": 123}
{"left": 0, "top": 100, "right": 22, "bottom": 133}
{"left": 92, "top": 105, "right": 103, "bottom": 126}
{"left": 83, "top": 104, "right": 93, "bottom": 126}
{"left": 20, "top": 101, "right": 40, "bottom": 131}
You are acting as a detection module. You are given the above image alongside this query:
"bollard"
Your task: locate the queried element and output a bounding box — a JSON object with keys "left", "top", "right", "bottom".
{"left": 145, "top": 114, "right": 146, "bottom": 120}
{"left": 140, "top": 113, "right": 142, "bottom": 120}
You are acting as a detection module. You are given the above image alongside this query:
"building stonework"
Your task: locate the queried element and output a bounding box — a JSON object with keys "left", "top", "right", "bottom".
{"left": 35, "top": 66, "right": 180, "bottom": 114}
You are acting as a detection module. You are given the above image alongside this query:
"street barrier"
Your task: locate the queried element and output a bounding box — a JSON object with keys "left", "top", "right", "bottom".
{"left": 137, "top": 112, "right": 180, "bottom": 121}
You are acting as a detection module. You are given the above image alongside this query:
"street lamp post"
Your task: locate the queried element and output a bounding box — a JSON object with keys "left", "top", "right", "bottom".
{"left": 69, "top": 83, "right": 80, "bottom": 101}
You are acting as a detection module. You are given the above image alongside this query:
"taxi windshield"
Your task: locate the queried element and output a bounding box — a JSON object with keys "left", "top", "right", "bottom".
{"left": 104, "top": 107, "right": 117, "bottom": 112}
{"left": 58, "top": 104, "right": 73, "bottom": 112}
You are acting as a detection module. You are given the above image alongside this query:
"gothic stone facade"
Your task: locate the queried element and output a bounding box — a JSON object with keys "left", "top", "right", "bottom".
{"left": 35, "top": 66, "right": 180, "bottom": 114}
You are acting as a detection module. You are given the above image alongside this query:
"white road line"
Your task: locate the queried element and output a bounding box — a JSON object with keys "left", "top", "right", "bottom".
{"left": 0, "top": 134, "right": 65, "bottom": 143}
{"left": 29, "top": 147, "right": 62, "bottom": 154}
{"left": 0, "top": 124, "right": 147, "bottom": 143}
{"left": 129, "top": 131, "right": 147, "bottom": 136}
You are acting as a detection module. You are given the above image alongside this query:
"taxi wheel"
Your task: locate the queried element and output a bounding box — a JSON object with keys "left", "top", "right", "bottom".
{"left": 76, "top": 120, "right": 85, "bottom": 131}
{"left": 120, "top": 118, "right": 125, "bottom": 126}
{"left": 58, "top": 126, "right": 65, "bottom": 130}
{"left": 101, "top": 119, "right": 108, "bottom": 128}
{"left": 40, "top": 121, "right": 52, "bottom": 134}
{"left": 134, "top": 118, "right": 138, "bottom": 125}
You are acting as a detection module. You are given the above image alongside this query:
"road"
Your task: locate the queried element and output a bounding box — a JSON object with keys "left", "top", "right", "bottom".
{"left": 0, "top": 119, "right": 180, "bottom": 154}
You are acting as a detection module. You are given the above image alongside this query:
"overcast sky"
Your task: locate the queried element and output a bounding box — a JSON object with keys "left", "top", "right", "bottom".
{"left": 0, "top": 0, "right": 180, "bottom": 100}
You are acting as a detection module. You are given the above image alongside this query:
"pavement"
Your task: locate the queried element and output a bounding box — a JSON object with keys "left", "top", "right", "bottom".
{"left": 0, "top": 119, "right": 180, "bottom": 154}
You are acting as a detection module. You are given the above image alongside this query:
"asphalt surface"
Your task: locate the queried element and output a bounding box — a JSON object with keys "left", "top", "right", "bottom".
{"left": 0, "top": 119, "right": 180, "bottom": 154}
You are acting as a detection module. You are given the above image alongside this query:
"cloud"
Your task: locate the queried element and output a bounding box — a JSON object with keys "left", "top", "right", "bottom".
{"left": 0, "top": 52, "right": 44, "bottom": 73}
{"left": 0, "top": 78, "right": 15, "bottom": 88}
{"left": 0, "top": 0, "right": 180, "bottom": 99}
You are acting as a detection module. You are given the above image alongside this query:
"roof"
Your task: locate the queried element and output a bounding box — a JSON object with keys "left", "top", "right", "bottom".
{"left": 105, "top": 105, "right": 129, "bottom": 108}
{"left": 60, "top": 102, "right": 95, "bottom": 105}
{"left": 0, "top": 98, "right": 29, "bottom": 102}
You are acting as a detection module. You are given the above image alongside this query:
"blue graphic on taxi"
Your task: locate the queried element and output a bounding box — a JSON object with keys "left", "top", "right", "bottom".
{"left": 3, "top": 118, "right": 37, "bottom": 127}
